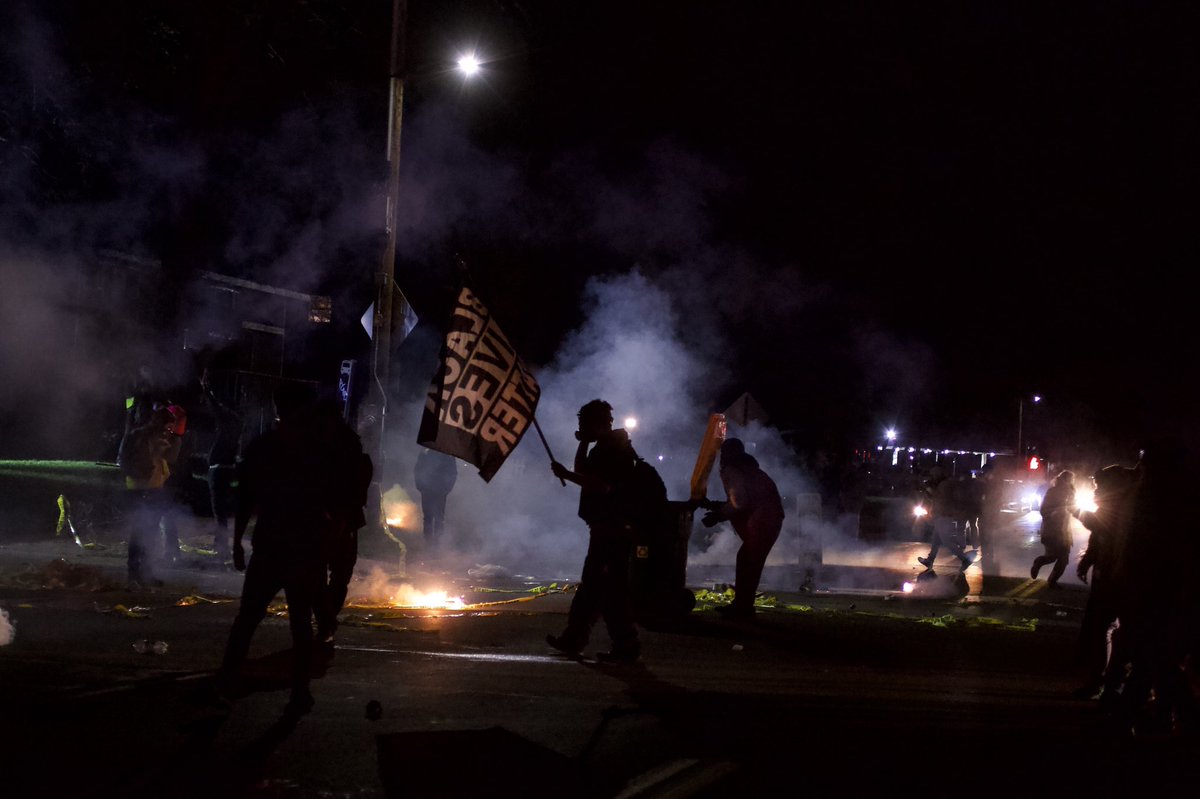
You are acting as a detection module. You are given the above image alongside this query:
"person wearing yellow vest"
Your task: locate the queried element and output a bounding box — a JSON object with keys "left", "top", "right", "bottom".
{"left": 119, "top": 404, "right": 181, "bottom": 586}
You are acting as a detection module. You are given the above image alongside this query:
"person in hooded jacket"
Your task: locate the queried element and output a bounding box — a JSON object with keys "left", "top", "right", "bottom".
{"left": 701, "top": 438, "right": 785, "bottom": 619}
{"left": 1031, "top": 470, "right": 1077, "bottom": 587}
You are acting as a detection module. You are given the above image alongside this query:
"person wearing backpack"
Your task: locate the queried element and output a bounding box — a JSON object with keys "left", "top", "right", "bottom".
{"left": 547, "top": 399, "right": 641, "bottom": 663}
{"left": 701, "top": 438, "right": 785, "bottom": 618}
{"left": 118, "top": 404, "right": 178, "bottom": 586}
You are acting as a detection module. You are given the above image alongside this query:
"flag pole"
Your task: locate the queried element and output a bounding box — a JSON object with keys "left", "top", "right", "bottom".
{"left": 533, "top": 417, "right": 566, "bottom": 486}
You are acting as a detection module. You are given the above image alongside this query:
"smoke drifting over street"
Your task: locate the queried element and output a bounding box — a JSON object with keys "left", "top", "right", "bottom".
{"left": 381, "top": 268, "right": 830, "bottom": 583}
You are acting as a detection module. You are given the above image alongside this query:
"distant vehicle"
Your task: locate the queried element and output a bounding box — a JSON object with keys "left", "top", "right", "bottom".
{"left": 988, "top": 454, "right": 1051, "bottom": 514}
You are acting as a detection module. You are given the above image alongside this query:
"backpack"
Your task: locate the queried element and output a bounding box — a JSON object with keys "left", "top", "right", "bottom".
{"left": 617, "top": 457, "right": 669, "bottom": 530}
{"left": 117, "top": 425, "right": 156, "bottom": 480}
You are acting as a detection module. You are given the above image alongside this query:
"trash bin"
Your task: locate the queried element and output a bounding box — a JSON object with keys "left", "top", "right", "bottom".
{"left": 630, "top": 500, "right": 697, "bottom": 628}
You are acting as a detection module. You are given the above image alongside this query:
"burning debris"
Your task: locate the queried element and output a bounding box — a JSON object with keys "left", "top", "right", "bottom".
{"left": 347, "top": 567, "right": 467, "bottom": 610}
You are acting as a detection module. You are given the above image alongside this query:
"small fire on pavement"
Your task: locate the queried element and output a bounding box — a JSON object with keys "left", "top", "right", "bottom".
{"left": 351, "top": 569, "right": 468, "bottom": 610}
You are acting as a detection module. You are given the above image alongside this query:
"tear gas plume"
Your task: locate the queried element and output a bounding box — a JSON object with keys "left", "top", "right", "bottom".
{"left": 381, "top": 270, "right": 835, "bottom": 584}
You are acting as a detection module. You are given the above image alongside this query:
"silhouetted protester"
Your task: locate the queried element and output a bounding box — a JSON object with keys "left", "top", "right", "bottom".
{"left": 414, "top": 448, "right": 458, "bottom": 547}
{"left": 961, "top": 472, "right": 986, "bottom": 549}
{"left": 1031, "top": 470, "right": 1077, "bottom": 587}
{"left": 1073, "top": 464, "right": 1138, "bottom": 700}
{"left": 201, "top": 371, "right": 241, "bottom": 562}
{"left": 215, "top": 383, "right": 332, "bottom": 717}
{"left": 547, "top": 399, "right": 641, "bottom": 663}
{"left": 701, "top": 438, "right": 785, "bottom": 618}
{"left": 917, "top": 465, "right": 975, "bottom": 571}
{"left": 976, "top": 463, "right": 1003, "bottom": 575}
{"left": 1115, "top": 440, "right": 1196, "bottom": 734}
{"left": 314, "top": 398, "right": 372, "bottom": 646}
{"left": 119, "top": 364, "right": 160, "bottom": 450}
{"left": 157, "top": 402, "right": 189, "bottom": 564}
{"left": 118, "top": 404, "right": 179, "bottom": 586}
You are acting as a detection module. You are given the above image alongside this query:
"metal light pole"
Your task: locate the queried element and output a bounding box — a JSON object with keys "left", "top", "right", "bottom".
{"left": 362, "top": 0, "right": 407, "bottom": 538}
{"left": 373, "top": 0, "right": 406, "bottom": 400}
{"left": 1017, "top": 399, "right": 1023, "bottom": 458}
{"left": 363, "top": 7, "right": 482, "bottom": 540}
{"left": 1016, "top": 394, "right": 1040, "bottom": 458}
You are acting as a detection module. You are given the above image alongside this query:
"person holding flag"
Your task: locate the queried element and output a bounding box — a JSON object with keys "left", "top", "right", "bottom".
{"left": 546, "top": 399, "right": 642, "bottom": 664}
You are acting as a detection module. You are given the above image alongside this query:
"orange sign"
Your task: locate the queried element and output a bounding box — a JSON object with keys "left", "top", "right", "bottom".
{"left": 689, "top": 413, "right": 727, "bottom": 501}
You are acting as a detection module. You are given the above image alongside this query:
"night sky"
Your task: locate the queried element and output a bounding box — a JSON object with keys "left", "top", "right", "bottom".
{"left": 2, "top": 1, "right": 1197, "bottom": 463}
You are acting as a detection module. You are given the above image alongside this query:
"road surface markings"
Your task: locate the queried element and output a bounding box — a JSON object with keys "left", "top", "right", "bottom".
{"left": 1006, "top": 579, "right": 1045, "bottom": 598}
{"left": 338, "top": 645, "right": 571, "bottom": 665}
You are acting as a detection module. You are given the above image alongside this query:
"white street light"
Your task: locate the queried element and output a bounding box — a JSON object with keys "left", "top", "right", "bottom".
{"left": 457, "top": 53, "right": 481, "bottom": 76}
{"left": 885, "top": 428, "right": 897, "bottom": 442}
{"left": 1017, "top": 393, "right": 1042, "bottom": 458}
{"left": 624, "top": 417, "right": 638, "bottom": 430}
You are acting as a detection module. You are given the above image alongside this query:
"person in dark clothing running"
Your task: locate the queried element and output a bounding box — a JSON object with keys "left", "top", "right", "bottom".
{"left": 547, "top": 399, "right": 641, "bottom": 663}
{"left": 214, "top": 383, "right": 334, "bottom": 716}
{"left": 414, "top": 448, "right": 458, "bottom": 547}
{"left": 1031, "top": 470, "right": 1077, "bottom": 587}
{"left": 701, "top": 438, "right": 785, "bottom": 618}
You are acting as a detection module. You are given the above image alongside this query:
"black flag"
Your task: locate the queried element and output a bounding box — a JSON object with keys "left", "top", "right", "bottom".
{"left": 417, "top": 286, "right": 541, "bottom": 481}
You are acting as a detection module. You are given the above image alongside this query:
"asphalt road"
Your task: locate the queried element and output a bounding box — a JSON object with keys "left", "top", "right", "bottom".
{"left": 1, "top": 521, "right": 1197, "bottom": 798}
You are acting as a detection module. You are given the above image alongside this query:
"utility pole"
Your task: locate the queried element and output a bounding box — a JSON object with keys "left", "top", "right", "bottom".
{"left": 364, "top": 0, "right": 407, "bottom": 536}
{"left": 1016, "top": 398, "right": 1023, "bottom": 459}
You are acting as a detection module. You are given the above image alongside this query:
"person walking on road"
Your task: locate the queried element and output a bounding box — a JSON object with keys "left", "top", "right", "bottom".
{"left": 701, "top": 438, "right": 785, "bottom": 619}
{"left": 414, "top": 448, "right": 458, "bottom": 548}
{"left": 1031, "top": 469, "right": 1077, "bottom": 587}
{"left": 314, "top": 398, "right": 372, "bottom": 646}
{"left": 200, "top": 371, "right": 242, "bottom": 563}
{"left": 118, "top": 403, "right": 182, "bottom": 587}
{"left": 547, "top": 399, "right": 641, "bottom": 663}
{"left": 917, "top": 465, "right": 975, "bottom": 571}
{"left": 214, "top": 383, "right": 335, "bottom": 716}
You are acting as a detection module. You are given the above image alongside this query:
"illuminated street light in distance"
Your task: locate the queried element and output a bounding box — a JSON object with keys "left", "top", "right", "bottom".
{"left": 624, "top": 417, "right": 638, "bottom": 430}
{"left": 885, "top": 428, "right": 897, "bottom": 442}
{"left": 457, "top": 53, "right": 481, "bottom": 76}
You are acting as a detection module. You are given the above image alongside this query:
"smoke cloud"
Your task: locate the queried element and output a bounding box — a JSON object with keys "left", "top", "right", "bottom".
{"left": 379, "top": 269, "right": 836, "bottom": 586}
